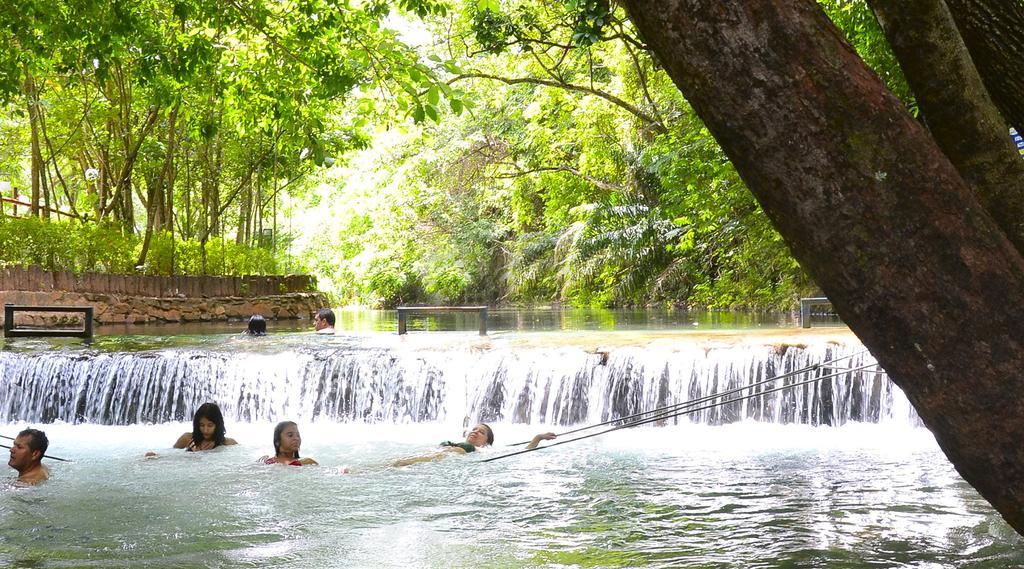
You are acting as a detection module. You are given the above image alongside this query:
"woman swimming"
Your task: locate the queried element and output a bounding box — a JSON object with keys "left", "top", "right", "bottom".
{"left": 439, "top": 423, "right": 494, "bottom": 454}
{"left": 260, "top": 421, "right": 317, "bottom": 466}
{"left": 245, "top": 314, "right": 267, "bottom": 336}
{"left": 392, "top": 424, "right": 555, "bottom": 466}
{"left": 172, "top": 403, "right": 238, "bottom": 451}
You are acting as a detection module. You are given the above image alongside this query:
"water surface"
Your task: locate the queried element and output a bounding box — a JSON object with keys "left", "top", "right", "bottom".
{"left": 0, "top": 422, "right": 1018, "bottom": 568}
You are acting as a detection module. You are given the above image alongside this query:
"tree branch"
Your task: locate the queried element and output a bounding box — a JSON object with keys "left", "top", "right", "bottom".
{"left": 451, "top": 72, "right": 667, "bottom": 133}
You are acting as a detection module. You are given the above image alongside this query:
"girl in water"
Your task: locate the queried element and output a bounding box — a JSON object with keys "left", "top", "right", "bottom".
{"left": 173, "top": 402, "right": 238, "bottom": 451}
{"left": 245, "top": 314, "right": 267, "bottom": 336}
{"left": 392, "top": 424, "right": 555, "bottom": 466}
{"left": 260, "top": 421, "right": 318, "bottom": 466}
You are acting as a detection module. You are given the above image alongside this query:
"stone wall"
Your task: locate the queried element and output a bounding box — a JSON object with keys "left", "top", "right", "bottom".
{"left": 0, "top": 290, "right": 328, "bottom": 326}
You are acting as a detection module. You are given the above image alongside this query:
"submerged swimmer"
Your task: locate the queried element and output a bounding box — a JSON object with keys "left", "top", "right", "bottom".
{"left": 174, "top": 403, "right": 239, "bottom": 451}
{"left": 261, "top": 421, "right": 318, "bottom": 466}
{"left": 8, "top": 428, "right": 50, "bottom": 485}
{"left": 245, "top": 314, "right": 267, "bottom": 336}
{"left": 392, "top": 424, "right": 556, "bottom": 467}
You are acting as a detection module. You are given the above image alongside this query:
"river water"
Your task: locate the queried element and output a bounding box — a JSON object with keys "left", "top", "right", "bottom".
{"left": 0, "top": 322, "right": 1021, "bottom": 567}
{"left": 2, "top": 423, "right": 1020, "bottom": 568}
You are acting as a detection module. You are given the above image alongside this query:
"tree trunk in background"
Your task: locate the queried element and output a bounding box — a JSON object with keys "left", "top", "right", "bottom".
{"left": 25, "top": 69, "right": 41, "bottom": 217}
{"left": 945, "top": 0, "right": 1024, "bottom": 132}
{"left": 620, "top": 0, "right": 1024, "bottom": 535}
{"left": 237, "top": 175, "right": 251, "bottom": 245}
{"left": 136, "top": 104, "right": 179, "bottom": 270}
{"left": 867, "top": 0, "right": 1024, "bottom": 252}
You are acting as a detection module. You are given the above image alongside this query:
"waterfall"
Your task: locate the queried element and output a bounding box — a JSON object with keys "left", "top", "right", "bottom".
{"left": 0, "top": 339, "right": 917, "bottom": 426}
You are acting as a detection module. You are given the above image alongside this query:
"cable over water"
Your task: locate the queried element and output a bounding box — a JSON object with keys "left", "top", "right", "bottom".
{"left": 505, "top": 349, "right": 869, "bottom": 446}
{"left": 486, "top": 352, "right": 880, "bottom": 463}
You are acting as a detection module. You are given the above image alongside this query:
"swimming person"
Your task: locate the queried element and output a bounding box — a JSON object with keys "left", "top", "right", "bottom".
{"left": 261, "top": 421, "right": 317, "bottom": 466}
{"left": 245, "top": 314, "right": 267, "bottom": 336}
{"left": 313, "top": 308, "right": 335, "bottom": 335}
{"left": 392, "top": 424, "right": 555, "bottom": 467}
{"left": 7, "top": 428, "right": 50, "bottom": 485}
{"left": 172, "top": 403, "right": 238, "bottom": 451}
{"left": 439, "top": 423, "right": 494, "bottom": 454}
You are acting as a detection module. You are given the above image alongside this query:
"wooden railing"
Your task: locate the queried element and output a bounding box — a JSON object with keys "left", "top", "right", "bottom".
{"left": 0, "top": 265, "right": 316, "bottom": 298}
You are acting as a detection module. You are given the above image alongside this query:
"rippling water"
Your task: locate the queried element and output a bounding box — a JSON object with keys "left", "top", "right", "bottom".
{"left": 1, "top": 422, "right": 1020, "bottom": 568}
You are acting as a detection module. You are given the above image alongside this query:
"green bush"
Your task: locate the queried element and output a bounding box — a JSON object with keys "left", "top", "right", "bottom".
{"left": 0, "top": 217, "right": 287, "bottom": 276}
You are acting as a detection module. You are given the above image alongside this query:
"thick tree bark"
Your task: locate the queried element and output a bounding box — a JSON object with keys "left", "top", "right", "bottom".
{"left": 945, "top": 0, "right": 1024, "bottom": 133}
{"left": 620, "top": 0, "right": 1024, "bottom": 534}
{"left": 867, "top": 0, "right": 1024, "bottom": 253}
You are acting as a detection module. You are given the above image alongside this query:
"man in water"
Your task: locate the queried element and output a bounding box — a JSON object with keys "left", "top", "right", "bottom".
{"left": 8, "top": 428, "right": 49, "bottom": 485}
{"left": 313, "top": 308, "right": 336, "bottom": 335}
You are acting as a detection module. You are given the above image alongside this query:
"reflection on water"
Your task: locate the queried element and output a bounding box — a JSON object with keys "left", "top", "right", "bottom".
{"left": 0, "top": 307, "right": 843, "bottom": 342}
{"left": 0, "top": 423, "right": 1020, "bottom": 568}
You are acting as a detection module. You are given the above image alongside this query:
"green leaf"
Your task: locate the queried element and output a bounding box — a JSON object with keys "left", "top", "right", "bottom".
{"left": 424, "top": 104, "right": 439, "bottom": 122}
{"left": 477, "top": 0, "right": 500, "bottom": 13}
{"left": 427, "top": 85, "right": 440, "bottom": 105}
{"left": 449, "top": 98, "right": 463, "bottom": 115}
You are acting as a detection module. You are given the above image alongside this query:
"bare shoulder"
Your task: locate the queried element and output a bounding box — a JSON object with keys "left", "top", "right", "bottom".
{"left": 172, "top": 432, "right": 192, "bottom": 449}
{"left": 223, "top": 437, "right": 238, "bottom": 446}
{"left": 19, "top": 465, "right": 49, "bottom": 485}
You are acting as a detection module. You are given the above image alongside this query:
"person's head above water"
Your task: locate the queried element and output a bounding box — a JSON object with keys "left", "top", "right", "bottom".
{"left": 246, "top": 314, "right": 267, "bottom": 336}
{"left": 192, "top": 403, "right": 228, "bottom": 447}
{"left": 273, "top": 421, "right": 301, "bottom": 459}
{"left": 8, "top": 428, "right": 49, "bottom": 483}
{"left": 465, "top": 423, "right": 494, "bottom": 448}
{"left": 313, "top": 308, "right": 335, "bottom": 333}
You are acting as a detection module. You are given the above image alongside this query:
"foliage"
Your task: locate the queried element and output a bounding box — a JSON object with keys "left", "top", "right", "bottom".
{"left": 0, "top": 0, "right": 907, "bottom": 308}
{"left": 299, "top": 0, "right": 839, "bottom": 308}
{"left": 0, "top": 216, "right": 279, "bottom": 275}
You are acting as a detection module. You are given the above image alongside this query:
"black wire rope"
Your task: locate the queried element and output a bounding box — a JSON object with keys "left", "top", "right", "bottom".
{"left": 483, "top": 362, "right": 879, "bottom": 463}
{"left": 506, "top": 349, "right": 870, "bottom": 447}
{"left": 0, "top": 434, "right": 71, "bottom": 462}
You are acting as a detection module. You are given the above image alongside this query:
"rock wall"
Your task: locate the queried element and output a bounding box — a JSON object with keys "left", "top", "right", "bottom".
{"left": 0, "top": 290, "right": 328, "bottom": 326}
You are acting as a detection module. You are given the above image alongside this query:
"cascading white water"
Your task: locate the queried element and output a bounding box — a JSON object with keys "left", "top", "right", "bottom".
{"left": 0, "top": 337, "right": 916, "bottom": 426}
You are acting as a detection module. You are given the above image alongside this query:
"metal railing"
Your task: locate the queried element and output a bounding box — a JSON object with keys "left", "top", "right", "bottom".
{"left": 799, "top": 297, "right": 832, "bottom": 328}
{"left": 3, "top": 303, "right": 93, "bottom": 338}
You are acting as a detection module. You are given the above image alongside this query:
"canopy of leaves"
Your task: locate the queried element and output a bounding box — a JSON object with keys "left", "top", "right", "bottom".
{"left": 0, "top": 0, "right": 910, "bottom": 307}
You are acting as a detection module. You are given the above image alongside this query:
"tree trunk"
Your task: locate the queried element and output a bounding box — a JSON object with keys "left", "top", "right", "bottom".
{"left": 237, "top": 175, "right": 251, "bottom": 245}
{"left": 867, "top": 0, "right": 1024, "bottom": 253}
{"left": 945, "top": 0, "right": 1024, "bottom": 133}
{"left": 136, "top": 104, "right": 179, "bottom": 270}
{"left": 620, "top": 0, "right": 1024, "bottom": 535}
{"left": 25, "top": 69, "right": 41, "bottom": 218}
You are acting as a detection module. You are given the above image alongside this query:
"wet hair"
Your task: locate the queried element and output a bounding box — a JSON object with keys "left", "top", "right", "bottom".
{"left": 315, "top": 308, "right": 335, "bottom": 327}
{"left": 192, "top": 403, "right": 227, "bottom": 447}
{"left": 479, "top": 423, "right": 494, "bottom": 446}
{"left": 246, "top": 314, "right": 267, "bottom": 336}
{"left": 18, "top": 428, "right": 48, "bottom": 458}
{"left": 273, "top": 421, "right": 300, "bottom": 459}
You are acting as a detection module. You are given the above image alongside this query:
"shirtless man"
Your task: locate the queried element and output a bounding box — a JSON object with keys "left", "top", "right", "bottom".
{"left": 313, "top": 308, "right": 336, "bottom": 335}
{"left": 8, "top": 428, "right": 49, "bottom": 485}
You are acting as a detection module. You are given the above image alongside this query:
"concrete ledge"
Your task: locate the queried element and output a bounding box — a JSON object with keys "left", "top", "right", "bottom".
{"left": 0, "top": 290, "right": 327, "bottom": 326}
